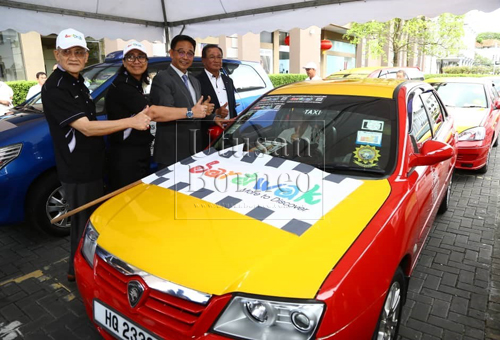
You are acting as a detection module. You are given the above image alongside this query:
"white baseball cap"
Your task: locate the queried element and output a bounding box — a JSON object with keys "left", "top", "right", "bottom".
{"left": 303, "top": 62, "right": 317, "bottom": 70}
{"left": 56, "top": 28, "right": 88, "bottom": 50}
{"left": 123, "top": 41, "right": 148, "bottom": 57}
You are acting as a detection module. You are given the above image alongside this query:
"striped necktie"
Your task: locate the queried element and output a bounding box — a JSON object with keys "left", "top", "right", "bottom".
{"left": 182, "top": 74, "right": 189, "bottom": 89}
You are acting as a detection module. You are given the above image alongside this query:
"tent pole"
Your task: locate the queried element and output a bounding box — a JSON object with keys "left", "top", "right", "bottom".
{"left": 160, "top": 0, "right": 170, "bottom": 53}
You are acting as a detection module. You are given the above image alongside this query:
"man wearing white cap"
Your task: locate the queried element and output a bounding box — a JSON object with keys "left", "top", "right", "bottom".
{"left": 303, "top": 61, "right": 322, "bottom": 81}
{"left": 42, "top": 28, "right": 151, "bottom": 282}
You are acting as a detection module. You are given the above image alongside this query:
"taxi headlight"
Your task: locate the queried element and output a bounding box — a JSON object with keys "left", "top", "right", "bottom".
{"left": 212, "top": 296, "right": 324, "bottom": 340}
{"left": 458, "top": 127, "right": 486, "bottom": 141}
{"left": 81, "top": 221, "right": 99, "bottom": 268}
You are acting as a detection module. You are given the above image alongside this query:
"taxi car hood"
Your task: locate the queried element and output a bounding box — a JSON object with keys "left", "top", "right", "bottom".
{"left": 91, "top": 147, "right": 391, "bottom": 299}
{"left": 447, "top": 107, "right": 488, "bottom": 133}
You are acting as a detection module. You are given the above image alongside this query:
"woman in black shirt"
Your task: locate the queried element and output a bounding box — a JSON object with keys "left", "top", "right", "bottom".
{"left": 105, "top": 41, "right": 154, "bottom": 190}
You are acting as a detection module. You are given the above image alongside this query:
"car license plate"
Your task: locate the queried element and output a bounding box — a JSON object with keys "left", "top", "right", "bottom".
{"left": 93, "top": 300, "right": 159, "bottom": 340}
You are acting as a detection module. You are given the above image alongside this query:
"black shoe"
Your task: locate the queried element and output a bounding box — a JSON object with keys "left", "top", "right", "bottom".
{"left": 67, "top": 274, "right": 76, "bottom": 282}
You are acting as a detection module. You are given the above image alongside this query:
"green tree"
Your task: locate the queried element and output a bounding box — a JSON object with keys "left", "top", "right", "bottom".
{"left": 477, "top": 32, "right": 500, "bottom": 43}
{"left": 344, "top": 14, "right": 465, "bottom": 66}
{"left": 473, "top": 53, "right": 493, "bottom": 67}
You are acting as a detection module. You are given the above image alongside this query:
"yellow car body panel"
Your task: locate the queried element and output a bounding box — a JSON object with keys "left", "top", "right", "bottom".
{"left": 91, "top": 179, "right": 391, "bottom": 299}
{"left": 271, "top": 78, "right": 398, "bottom": 99}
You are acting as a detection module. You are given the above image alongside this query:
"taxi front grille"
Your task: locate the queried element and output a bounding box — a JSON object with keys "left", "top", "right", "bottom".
{"left": 95, "top": 253, "right": 209, "bottom": 338}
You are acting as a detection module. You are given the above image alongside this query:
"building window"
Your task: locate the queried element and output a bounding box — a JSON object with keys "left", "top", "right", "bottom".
{"left": 0, "top": 29, "right": 25, "bottom": 81}
{"left": 260, "top": 31, "right": 273, "bottom": 44}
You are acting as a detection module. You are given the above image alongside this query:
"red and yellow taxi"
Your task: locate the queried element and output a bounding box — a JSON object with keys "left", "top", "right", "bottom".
{"left": 75, "top": 79, "right": 457, "bottom": 340}
{"left": 427, "top": 77, "right": 500, "bottom": 173}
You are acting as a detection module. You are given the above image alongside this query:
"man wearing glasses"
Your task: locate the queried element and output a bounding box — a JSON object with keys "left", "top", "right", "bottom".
{"left": 150, "top": 34, "right": 213, "bottom": 168}
{"left": 42, "top": 28, "right": 151, "bottom": 282}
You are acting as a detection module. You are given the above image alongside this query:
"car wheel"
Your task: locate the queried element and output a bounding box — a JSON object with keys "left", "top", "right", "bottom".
{"left": 26, "top": 171, "right": 71, "bottom": 236}
{"left": 438, "top": 175, "right": 452, "bottom": 214}
{"left": 477, "top": 148, "right": 491, "bottom": 174}
{"left": 372, "top": 267, "right": 406, "bottom": 340}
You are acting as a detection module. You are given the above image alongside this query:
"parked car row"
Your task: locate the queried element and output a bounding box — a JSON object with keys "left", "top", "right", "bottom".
{"left": 0, "top": 54, "right": 273, "bottom": 236}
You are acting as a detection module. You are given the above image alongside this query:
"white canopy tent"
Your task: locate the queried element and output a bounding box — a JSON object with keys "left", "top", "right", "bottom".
{"left": 0, "top": 0, "right": 499, "bottom": 43}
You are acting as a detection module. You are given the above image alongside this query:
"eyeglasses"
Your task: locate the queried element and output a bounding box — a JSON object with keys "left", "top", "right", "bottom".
{"left": 207, "top": 56, "right": 222, "bottom": 61}
{"left": 175, "top": 49, "right": 195, "bottom": 58}
{"left": 58, "top": 49, "right": 87, "bottom": 59}
{"left": 124, "top": 55, "right": 148, "bottom": 63}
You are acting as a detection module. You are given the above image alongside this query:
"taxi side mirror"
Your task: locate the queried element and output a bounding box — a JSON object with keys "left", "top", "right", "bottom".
{"left": 409, "top": 140, "right": 454, "bottom": 167}
{"left": 494, "top": 98, "right": 500, "bottom": 110}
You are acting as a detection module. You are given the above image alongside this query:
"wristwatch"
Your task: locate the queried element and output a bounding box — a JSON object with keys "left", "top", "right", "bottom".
{"left": 186, "top": 108, "right": 194, "bottom": 119}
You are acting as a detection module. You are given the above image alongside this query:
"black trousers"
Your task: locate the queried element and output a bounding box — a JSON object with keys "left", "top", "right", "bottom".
{"left": 107, "top": 145, "right": 151, "bottom": 191}
{"left": 62, "top": 180, "right": 104, "bottom": 276}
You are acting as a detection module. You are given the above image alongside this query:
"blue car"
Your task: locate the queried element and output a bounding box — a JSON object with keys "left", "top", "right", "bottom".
{"left": 0, "top": 54, "right": 273, "bottom": 236}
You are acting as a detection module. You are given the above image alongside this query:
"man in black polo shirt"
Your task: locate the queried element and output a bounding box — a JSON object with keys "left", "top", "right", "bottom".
{"left": 42, "top": 28, "right": 151, "bottom": 282}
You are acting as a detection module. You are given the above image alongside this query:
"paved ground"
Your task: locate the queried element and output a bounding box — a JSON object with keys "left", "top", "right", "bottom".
{"left": 0, "top": 148, "right": 499, "bottom": 339}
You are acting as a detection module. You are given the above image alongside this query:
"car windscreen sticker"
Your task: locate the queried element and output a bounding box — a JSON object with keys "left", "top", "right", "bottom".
{"left": 353, "top": 145, "right": 381, "bottom": 168}
{"left": 142, "top": 144, "right": 363, "bottom": 236}
{"left": 361, "top": 119, "right": 384, "bottom": 131}
{"left": 356, "top": 131, "right": 383, "bottom": 146}
{"left": 285, "top": 95, "right": 327, "bottom": 104}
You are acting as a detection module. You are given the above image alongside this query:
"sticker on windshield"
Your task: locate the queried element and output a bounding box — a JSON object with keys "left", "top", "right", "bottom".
{"left": 353, "top": 145, "right": 380, "bottom": 168}
{"left": 362, "top": 119, "right": 384, "bottom": 132}
{"left": 142, "top": 144, "right": 364, "bottom": 236}
{"left": 286, "top": 95, "right": 327, "bottom": 104}
{"left": 356, "top": 131, "right": 382, "bottom": 146}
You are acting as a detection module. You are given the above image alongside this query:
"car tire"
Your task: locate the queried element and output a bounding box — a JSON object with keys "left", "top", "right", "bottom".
{"left": 372, "top": 267, "right": 406, "bottom": 340}
{"left": 26, "top": 170, "right": 71, "bottom": 236}
{"left": 438, "top": 175, "right": 452, "bottom": 214}
{"left": 493, "top": 134, "right": 498, "bottom": 147}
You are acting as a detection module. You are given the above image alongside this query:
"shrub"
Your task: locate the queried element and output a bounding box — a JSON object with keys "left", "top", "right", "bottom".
{"left": 269, "top": 74, "right": 308, "bottom": 87}
{"left": 425, "top": 73, "right": 492, "bottom": 79}
{"left": 6, "top": 80, "right": 37, "bottom": 106}
{"left": 441, "top": 66, "right": 497, "bottom": 75}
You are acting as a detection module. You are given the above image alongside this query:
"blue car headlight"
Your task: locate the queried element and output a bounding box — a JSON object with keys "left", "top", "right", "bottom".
{"left": 81, "top": 221, "right": 99, "bottom": 268}
{"left": 0, "top": 143, "right": 22, "bottom": 170}
{"left": 212, "top": 295, "right": 324, "bottom": 340}
{"left": 458, "top": 127, "right": 486, "bottom": 141}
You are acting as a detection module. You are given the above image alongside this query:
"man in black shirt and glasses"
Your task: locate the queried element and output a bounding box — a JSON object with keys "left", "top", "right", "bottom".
{"left": 42, "top": 28, "right": 151, "bottom": 282}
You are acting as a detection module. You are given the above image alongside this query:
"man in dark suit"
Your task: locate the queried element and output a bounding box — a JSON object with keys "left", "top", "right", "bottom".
{"left": 150, "top": 35, "right": 213, "bottom": 168}
{"left": 197, "top": 44, "right": 238, "bottom": 146}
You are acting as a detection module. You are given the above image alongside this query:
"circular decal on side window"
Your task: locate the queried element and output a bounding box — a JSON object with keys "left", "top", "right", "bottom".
{"left": 353, "top": 145, "right": 381, "bottom": 168}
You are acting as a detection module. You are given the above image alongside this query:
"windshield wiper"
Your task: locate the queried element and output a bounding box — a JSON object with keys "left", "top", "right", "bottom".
{"left": 236, "top": 86, "right": 264, "bottom": 92}
{"left": 462, "top": 105, "right": 484, "bottom": 108}
{"left": 14, "top": 105, "right": 43, "bottom": 113}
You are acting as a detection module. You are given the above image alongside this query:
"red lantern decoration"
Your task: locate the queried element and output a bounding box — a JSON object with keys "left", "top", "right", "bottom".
{"left": 284, "top": 35, "right": 290, "bottom": 46}
{"left": 320, "top": 39, "right": 333, "bottom": 51}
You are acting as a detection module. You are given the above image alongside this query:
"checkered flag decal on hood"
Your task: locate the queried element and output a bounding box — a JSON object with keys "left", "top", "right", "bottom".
{"left": 142, "top": 144, "right": 363, "bottom": 236}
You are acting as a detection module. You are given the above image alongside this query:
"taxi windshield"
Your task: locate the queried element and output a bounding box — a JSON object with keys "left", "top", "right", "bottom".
{"left": 214, "top": 94, "right": 398, "bottom": 176}
{"left": 432, "top": 82, "right": 488, "bottom": 108}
